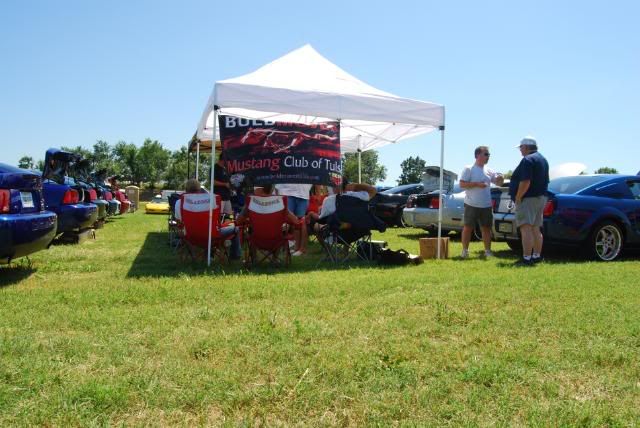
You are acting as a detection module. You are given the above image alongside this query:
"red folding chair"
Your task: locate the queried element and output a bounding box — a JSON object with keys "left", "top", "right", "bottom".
{"left": 242, "top": 195, "right": 295, "bottom": 268}
{"left": 179, "top": 193, "right": 235, "bottom": 264}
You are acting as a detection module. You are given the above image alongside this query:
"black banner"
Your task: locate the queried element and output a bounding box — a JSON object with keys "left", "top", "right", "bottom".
{"left": 218, "top": 115, "right": 342, "bottom": 186}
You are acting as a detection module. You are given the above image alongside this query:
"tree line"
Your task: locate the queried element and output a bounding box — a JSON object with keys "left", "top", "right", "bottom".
{"left": 18, "top": 142, "right": 618, "bottom": 190}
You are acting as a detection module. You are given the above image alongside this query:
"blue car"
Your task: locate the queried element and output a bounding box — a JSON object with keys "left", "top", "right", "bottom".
{"left": 42, "top": 149, "right": 98, "bottom": 235}
{"left": 68, "top": 160, "right": 108, "bottom": 225}
{"left": 493, "top": 174, "right": 640, "bottom": 261}
{"left": 0, "top": 163, "right": 58, "bottom": 264}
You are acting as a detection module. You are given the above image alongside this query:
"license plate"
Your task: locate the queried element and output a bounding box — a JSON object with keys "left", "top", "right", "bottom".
{"left": 20, "top": 191, "right": 34, "bottom": 208}
{"left": 498, "top": 222, "right": 513, "bottom": 233}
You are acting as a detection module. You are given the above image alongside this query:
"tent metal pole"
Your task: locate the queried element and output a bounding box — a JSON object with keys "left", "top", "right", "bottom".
{"left": 437, "top": 125, "right": 445, "bottom": 259}
{"left": 357, "top": 135, "right": 362, "bottom": 183}
{"left": 195, "top": 142, "right": 201, "bottom": 180}
{"left": 207, "top": 108, "right": 218, "bottom": 267}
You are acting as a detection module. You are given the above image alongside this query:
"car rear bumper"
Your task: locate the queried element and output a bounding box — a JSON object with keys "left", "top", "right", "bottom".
{"left": 492, "top": 212, "right": 519, "bottom": 241}
{"left": 403, "top": 207, "right": 462, "bottom": 232}
{"left": 92, "top": 200, "right": 108, "bottom": 220}
{"left": 0, "top": 211, "right": 58, "bottom": 263}
{"left": 56, "top": 203, "right": 98, "bottom": 233}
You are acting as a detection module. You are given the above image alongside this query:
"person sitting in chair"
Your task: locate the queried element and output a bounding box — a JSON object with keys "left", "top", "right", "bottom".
{"left": 175, "top": 178, "right": 241, "bottom": 259}
{"left": 306, "top": 179, "right": 379, "bottom": 232}
{"left": 236, "top": 184, "right": 308, "bottom": 256}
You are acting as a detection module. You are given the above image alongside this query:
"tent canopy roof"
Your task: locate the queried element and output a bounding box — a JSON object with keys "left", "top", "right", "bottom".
{"left": 196, "top": 44, "right": 444, "bottom": 153}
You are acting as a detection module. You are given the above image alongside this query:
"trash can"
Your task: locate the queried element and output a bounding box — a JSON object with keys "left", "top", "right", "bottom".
{"left": 125, "top": 185, "right": 140, "bottom": 212}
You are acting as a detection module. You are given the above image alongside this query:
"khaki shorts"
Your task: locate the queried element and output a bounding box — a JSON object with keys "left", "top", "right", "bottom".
{"left": 463, "top": 204, "right": 493, "bottom": 227}
{"left": 515, "top": 196, "right": 547, "bottom": 227}
{"left": 220, "top": 199, "right": 233, "bottom": 215}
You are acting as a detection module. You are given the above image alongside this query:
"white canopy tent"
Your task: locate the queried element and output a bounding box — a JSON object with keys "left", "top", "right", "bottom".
{"left": 195, "top": 45, "right": 447, "bottom": 264}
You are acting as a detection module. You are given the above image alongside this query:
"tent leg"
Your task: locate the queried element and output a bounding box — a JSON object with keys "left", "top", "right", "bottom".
{"left": 437, "top": 126, "right": 445, "bottom": 259}
{"left": 207, "top": 109, "right": 218, "bottom": 267}
{"left": 357, "top": 149, "right": 362, "bottom": 183}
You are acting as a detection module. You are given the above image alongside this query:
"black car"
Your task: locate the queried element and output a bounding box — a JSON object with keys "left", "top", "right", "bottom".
{"left": 371, "top": 183, "right": 424, "bottom": 227}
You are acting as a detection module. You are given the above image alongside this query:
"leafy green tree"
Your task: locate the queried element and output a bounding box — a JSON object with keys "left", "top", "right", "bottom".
{"left": 503, "top": 170, "right": 513, "bottom": 179}
{"left": 595, "top": 166, "right": 618, "bottom": 174}
{"left": 137, "top": 139, "right": 170, "bottom": 189}
{"left": 164, "top": 146, "right": 192, "bottom": 190}
{"left": 112, "top": 141, "right": 140, "bottom": 184}
{"left": 342, "top": 150, "right": 387, "bottom": 185}
{"left": 92, "top": 140, "right": 115, "bottom": 173}
{"left": 397, "top": 156, "right": 426, "bottom": 185}
{"left": 36, "top": 159, "right": 45, "bottom": 171}
{"left": 18, "top": 156, "right": 35, "bottom": 170}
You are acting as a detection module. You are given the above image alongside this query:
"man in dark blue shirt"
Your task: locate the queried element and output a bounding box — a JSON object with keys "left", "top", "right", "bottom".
{"left": 509, "top": 136, "right": 549, "bottom": 265}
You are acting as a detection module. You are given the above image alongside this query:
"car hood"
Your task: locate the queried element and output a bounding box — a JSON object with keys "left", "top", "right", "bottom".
{"left": 68, "top": 158, "right": 92, "bottom": 182}
{"left": 42, "top": 148, "right": 81, "bottom": 184}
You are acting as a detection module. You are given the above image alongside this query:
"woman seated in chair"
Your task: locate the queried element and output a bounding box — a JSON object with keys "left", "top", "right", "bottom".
{"left": 176, "top": 179, "right": 241, "bottom": 259}
{"left": 236, "top": 184, "right": 308, "bottom": 256}
{"left": 306, "top": 179, "right": 379, "bottom": 233}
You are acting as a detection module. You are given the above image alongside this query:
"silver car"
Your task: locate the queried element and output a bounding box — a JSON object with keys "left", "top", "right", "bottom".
{"left": 403, "top": 183, "right": 504, "bottom": 238}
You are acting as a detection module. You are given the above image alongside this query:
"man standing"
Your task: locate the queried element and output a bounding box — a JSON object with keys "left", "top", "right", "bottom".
{"left": 509, "top": 136, "right": 550, "bottom": 265}
{"left": 213, "top": 156, "right": 233, "bottom": 217}
{"left": 459, "top": 146, "right": 504, "bottom": 258}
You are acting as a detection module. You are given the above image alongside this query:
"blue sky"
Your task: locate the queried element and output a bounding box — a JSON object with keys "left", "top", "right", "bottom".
{"left": 1, "top": 0, "right": 638, "bottom": 184}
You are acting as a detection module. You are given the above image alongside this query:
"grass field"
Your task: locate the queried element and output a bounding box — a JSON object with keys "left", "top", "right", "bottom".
{"left": 1, "top": 209, "right": 639, "bottom": 426}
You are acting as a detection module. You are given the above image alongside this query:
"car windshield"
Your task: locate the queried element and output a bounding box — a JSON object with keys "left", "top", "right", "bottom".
{"left": 548, "top": 176, "right": 611, "bottom": 194}
{"left": 381, "top": 184, "right": 420, "bottom": 194}
{"left": 152, "top": 196, "right": 167, "bottom": 203}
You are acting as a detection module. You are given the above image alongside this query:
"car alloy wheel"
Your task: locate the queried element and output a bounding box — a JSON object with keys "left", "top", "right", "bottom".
{"left": 591, "top": 221, "right": 623, "bottom": 261}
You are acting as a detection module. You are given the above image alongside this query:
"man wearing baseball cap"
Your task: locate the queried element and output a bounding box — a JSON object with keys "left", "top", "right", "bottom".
{"left": 509, "top": 136, "right": 550, "bottom": 266}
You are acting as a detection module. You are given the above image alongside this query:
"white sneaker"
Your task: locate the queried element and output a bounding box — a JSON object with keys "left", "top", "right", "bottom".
{"left": 292, "top": 250, "right": 305, "bottom": 257}
{"left": 484, "top": 250, "right": 493, "bottom": 258}
{"left": 460, "top": 249, "right": 469, "bottom": 259}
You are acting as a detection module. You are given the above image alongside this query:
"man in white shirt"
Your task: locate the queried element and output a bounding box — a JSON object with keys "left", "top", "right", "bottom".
{"left": 459, "top": 146, "right": 504, "bottom": 258}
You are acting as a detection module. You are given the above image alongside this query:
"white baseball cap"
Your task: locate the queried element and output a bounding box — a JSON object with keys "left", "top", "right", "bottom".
{"left": 516, "top": 136, "right": 537, "bottom": 148}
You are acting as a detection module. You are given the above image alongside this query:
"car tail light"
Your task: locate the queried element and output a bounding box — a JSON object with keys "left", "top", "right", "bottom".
{"left": 0, "top": 189, "right": 10, "bottom": 213}
{"left": 429, "top": 197, "right": 440, "bottom": 209}
{"left": 62, "top": 189, "right": 79, "bottom": 204}
{"left": 543, "top": 199, "right": 556, "bottom": 217}
{"left": 89, "top": 189, "right": 97, "bottom": 201}
{"left": 491, "top": 198, "right": 498, "bottom": 211}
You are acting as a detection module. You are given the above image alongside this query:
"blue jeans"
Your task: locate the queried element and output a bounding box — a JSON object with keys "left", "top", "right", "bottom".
{"left": 220, "top": 225, "right": 241, "bottom": 258}
{"left": 286, "top": 196, "right": 309, "bottom": 217}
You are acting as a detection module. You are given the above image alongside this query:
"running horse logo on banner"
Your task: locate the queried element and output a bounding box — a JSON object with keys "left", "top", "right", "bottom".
{"left": 218, "top": 115, "right": 342, "bottom": 187}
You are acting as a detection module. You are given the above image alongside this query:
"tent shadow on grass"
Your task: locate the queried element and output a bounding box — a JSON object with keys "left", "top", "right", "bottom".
{"left": 126, "top": 231, "right": 400, "bottom": 278}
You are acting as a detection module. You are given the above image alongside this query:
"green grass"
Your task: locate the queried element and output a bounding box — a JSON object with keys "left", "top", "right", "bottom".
{"left": 1, "top": 209, "right": 639, "bottom": 426}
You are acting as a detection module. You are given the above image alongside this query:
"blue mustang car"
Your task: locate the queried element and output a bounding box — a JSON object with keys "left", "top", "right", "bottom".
{"left": 0, "top": 163, "right": 58, "bottom": 264}
{"left": 42, "top": 149, "right": 98, "bottom": 235}
{"left": 493, "top": 174, "right": 640, "bottom": 261}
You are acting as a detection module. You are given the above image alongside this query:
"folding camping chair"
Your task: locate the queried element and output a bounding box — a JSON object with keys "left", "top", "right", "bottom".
{"left": 167, "top": 192, "right": 183, "bottom": 251}
{"left": 241, "top": 195, "right": 296, "bottom": 268}
{"left": 178, "top": 193, "right": 236, "bottom": 264}
{"left": 316, "top": 194, "right": 387, "bottom": 265}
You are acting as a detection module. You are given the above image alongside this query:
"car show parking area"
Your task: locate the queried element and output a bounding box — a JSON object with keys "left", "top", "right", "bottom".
{"left": 1, "top": 209, "right": 639, "bottom": 426}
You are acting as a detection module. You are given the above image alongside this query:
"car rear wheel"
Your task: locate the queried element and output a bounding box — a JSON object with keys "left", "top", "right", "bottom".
{"left": 588, "top": 221, "right": 623, "bottom": 261}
